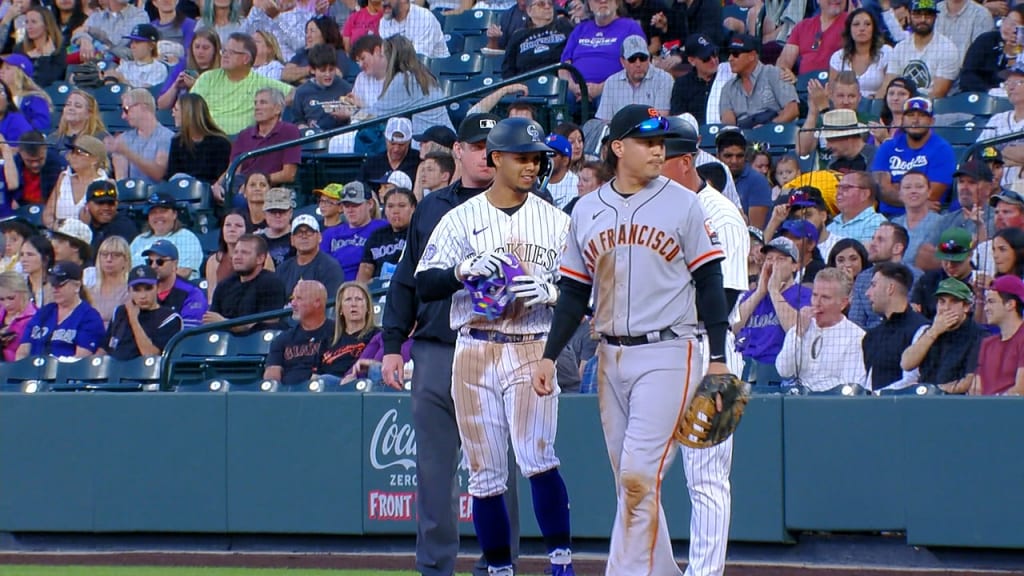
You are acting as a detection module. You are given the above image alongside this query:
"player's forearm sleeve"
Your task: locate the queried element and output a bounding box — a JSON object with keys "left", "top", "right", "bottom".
{"left": 725, "top": 288, "right": 741, "bottom": 313}
{"left": 416, "top": 267, "right": 464, "bottom": 302}
{"left": 542, "top": 277, "right": 591, "bottom": 361}
{"left": 693, "top": 261, "right": 729, "bottom": 362}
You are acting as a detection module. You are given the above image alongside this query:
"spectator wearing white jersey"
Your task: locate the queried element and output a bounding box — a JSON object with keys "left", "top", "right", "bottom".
{"left": 377, "top": 0, "right": 449, "bottom": 58}
{"left": 542, "top": 134, "right": 578, "bottom": 210}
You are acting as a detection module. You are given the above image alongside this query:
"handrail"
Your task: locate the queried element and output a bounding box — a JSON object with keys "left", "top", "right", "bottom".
{"left": 223, "top": 62, "right": 590, "bottom": 203}
{"left": 158, "top": 300, "right": 335, "bottom": 391}
{"left": 961, "top": 130, "right": 1023, "bottom": 166}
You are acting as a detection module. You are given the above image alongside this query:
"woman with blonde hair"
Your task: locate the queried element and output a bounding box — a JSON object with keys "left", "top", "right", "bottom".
{"left": 317, "top": 281, "right": 379, "bottom": 378}
{"left": 45, "top": 89, "right": 109, "bottom": 152}
{"left": 86, "top": 235, "right": 130, "bottom": 327}
{"left": 42, "top": 135, "right": 110, "bottom": 230}
{"left": 0, "top": 270, "right": 35, "bottom": 361}
{"left": 13, "top": 6, "right": 65, "bottom": 88}
{"left": 167, "top": 93, "right": 231, "bottom": 183}
{"left": 157, "top": 28, "right": 221, "bottom": 110}
{"left": 252, "top": 30, "right": 285, "bottom": 81}
{"left": 368, "top": 35, "right": 453, "bottom": 136}
{"left": 0, "top": 53, "right": 52, "bottom": 132}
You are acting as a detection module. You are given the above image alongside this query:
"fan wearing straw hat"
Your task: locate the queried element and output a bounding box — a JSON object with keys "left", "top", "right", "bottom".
{"left": 817, "top": 109, "right": 877, "bottom": 173}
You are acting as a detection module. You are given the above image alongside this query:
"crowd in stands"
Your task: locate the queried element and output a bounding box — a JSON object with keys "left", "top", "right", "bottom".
{"left": 0, "top": 0, "right": 1021, "bottom": 396}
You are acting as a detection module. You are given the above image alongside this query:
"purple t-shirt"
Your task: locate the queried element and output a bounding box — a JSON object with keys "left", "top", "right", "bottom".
{"left": 560, "top": 17, "right": 644, "bottom": 84}
{"left": 738, "top": 283, "right": 812, "bottom": 363}
{"left": 321, "top": 219, "right": 388, "bottom": 280}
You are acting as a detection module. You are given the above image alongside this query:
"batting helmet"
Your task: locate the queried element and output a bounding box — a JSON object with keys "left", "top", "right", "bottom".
{"left": 463, "top": 253, "right": 525, "bottom": 320}
{"left": 664, "top": 116, "right": 699, "bottom": 159}
{"left": 485, "top": 117, "right": 553, "bottom": 167}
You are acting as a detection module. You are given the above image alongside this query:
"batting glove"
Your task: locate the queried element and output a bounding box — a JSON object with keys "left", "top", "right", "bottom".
{"left": 510, "top": 275, "right": 558, "bottom": 307}
{"left": 457, "top": 251, "right": 513, "bottom": 280}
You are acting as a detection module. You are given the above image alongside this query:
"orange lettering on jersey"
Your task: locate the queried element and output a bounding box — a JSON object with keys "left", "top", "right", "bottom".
{"left": 582, "top": 224, "right": 681, "bottom": 272}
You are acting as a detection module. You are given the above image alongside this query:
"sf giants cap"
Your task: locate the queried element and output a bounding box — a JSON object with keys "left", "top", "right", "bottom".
{"left": 457, "top": 113, "right": 500, "bottom": 144}
{"left": 608, "top": 104, "right": 673, "bottom": 141}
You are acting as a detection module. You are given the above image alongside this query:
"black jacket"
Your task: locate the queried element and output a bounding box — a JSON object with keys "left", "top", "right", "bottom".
{"left": 960, "top": 30, "right": 1010, "bottom": 94}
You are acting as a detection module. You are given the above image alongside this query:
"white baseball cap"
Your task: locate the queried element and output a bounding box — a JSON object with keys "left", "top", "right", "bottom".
{"left": 386, "top": 170, "right": 413, "bottom": 189}
{"left": 54, "top": 218, "right": 93, "bottom": 247}
{"left": 291, "top": 214, "right": 320, "bottom": 233}
{"left": 385, "top": 117, "right": 413, "bottom": 143}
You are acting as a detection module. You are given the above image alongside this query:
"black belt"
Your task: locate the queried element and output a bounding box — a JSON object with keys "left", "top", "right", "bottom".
{"left": 466, "top": 329, "right": 545, "bottom": 343}
{"left": 603, "top": 328, "right": 678, "bottom": 347}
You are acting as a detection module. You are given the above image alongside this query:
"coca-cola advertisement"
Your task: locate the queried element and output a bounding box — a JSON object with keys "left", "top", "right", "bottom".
{"left": 363, "top": 396, "right": 474, "bottom": 533}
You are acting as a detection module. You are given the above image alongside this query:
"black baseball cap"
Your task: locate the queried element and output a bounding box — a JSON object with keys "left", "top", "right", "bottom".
{"left": 715, "top": 125, "right": 747, "bottom": 149}
{"left": 48, "top": 261, "right": 83, "bottom": 285}
{"left": 727, "top": 33, "right": 758, "bottom": 54}
{"left": 608, "top": 104, "right": 673, "bottom": 142}
{"left": 782, "top": 186, "right": 827, "bottom": 210}
{"left": 144, "top": 192, "right": 176, "bottom": 214}
{"left": 128, "top": 264, "right": 158, "bottom": 286}
{"left": 87, "top": 180, "right": 118, "bottom": 204}
{"left": 685, "top": 33, "right": 717, "bottom": 60}
{"left": 953, "top": 159, "right": 994, "bottom": 182}
{"left": 413, "top": 125, "right": 457, "bottom": 148}
{"left": 457, "top": 113, "right": 500, "bottom": 144}
{"left": 981, "top": 146, "right": 1004, "bottom": 164}
{"left": 125, "top": 23, "right": 160, "bottom": 43}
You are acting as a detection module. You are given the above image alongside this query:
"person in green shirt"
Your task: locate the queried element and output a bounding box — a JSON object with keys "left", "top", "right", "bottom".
{"left": 190, "top": 32, "right": 293, "bottom": 135}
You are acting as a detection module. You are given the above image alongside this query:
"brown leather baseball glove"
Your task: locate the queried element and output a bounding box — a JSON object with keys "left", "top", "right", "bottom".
{"left": 675, "top": 373, "right": 751, "bottom": 448}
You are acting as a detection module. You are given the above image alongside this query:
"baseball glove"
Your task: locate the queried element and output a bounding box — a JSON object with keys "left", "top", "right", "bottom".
{"left": 675, "top": 373, "right": 751, "bottom": 449}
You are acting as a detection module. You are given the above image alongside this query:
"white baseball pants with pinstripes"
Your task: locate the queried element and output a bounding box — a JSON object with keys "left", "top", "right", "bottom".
{"left": 597, "top": 336, "right": 702, "bottom": 576}
{"left": 678, "top": 331, "right": 741, "bottom": 576}
{"left": 451, "top": 337, "right": 561, "bottom": 498}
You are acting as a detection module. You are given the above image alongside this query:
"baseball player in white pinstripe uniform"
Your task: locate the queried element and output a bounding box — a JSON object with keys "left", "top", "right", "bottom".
{"left": 414, "top": 118, "right": 575, "bottom": 576}
{"left": 663, "top": 116, "right": 749, "bottom": 576}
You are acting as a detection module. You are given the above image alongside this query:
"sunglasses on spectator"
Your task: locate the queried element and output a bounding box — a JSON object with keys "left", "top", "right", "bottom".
{"left": 91, "top": 188, "right": 116, "bottom": 199}
{"left": 121, "top": 103, "right": 140, "bottom": 115}
{"left": 147, "top": 258, "right": 169, "bottom": 267}
{"left": 810, "top": 31, "right": 823, "bottom": 51}
{"left": 627, "top": 54, "right": 650, "bottom": 63}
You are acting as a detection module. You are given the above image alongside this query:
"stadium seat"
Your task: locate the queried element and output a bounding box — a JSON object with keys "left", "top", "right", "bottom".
{"left": 934, "top": 121, "right": 985, "bottom": 149}
{"left": 519, "top": 74, "right": 562, "bottom": 100}
{"left": 877, "top": 383, "right": 947, "bottom": 396}
{"left": 795, "top": 69, "right": 830, "bottom": 101}
{"left": 173, "top": 377, "right": 232, "bottom": 392}
{"left": 0, "top": 355, "right": 57, "bottom": 393}
{"left": 699, "top": 123, "right": 726, "bottom": 151}
{"left": 101, "top": 109, "right": 130, "bottom": 134}
{"left": 203, "top": 329, "right": 278, "bottom": 384}
{"left": 442, "top": 9, "right": 496, "bottom": 35}
{"left": 368, "top": 277, "right": 389, "bottom": 298}
{"left": 465, "top": 34, "right": 490, "bottom": 53}
{"left": 481, "top": 51, "right": 504, "bottom": 76}
{"left": 51, "top": 356, "right": 121, "bottom": 391}
{"left": 156, "top": 107, "right": 175, "bottom": 128}
{"left": 932, "top": 92, "right": 1012, "bottom": 117}
{"left": 581, "top": 118, "right": 609, "bottom": 158}
{"left": 806, "top": 383, "right": 871, "bottom": 396}
{"left": 45, "top": 81, "right": 73, "bottom": 108}
{"left": 444, "top": 31, "right": 465, "bottom": 54}
{"left": 165, "top": 331, "right": 232, "bottom": 389}
{"left": 152, "top": 177, "right": 214, "bottom": 232}
{"left": 305, "top": 375, "right": 372, "bottom": 393}
{"left": 858, "top": 97, "right": 885, "bottom": 118}
{"left": 447, "top": 73, "right": 497, "bottom": 96}
{"left": 747, "top": 122, "right": 799, "bottom": 155}
{"left": 117, "top": 355, "right": 163, "bottom": 389}
{"left": 93, "top": 83, "right": 129, "bottom": 111}
{"left": 429, "top": 54, "right": 484, "bottom": 78}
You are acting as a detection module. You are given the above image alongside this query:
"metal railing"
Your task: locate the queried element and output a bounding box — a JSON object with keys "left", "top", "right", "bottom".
{"left": 223, "top": 63, "right": 591, "bottom": 203}
{"left": 962, "top": 130, "right": 1023, "bottom": 165}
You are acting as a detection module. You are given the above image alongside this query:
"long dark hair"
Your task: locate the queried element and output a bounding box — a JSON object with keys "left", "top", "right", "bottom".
{"left": 50, "top": 0, "right": 86, "bottom": 47}
{"left": 177, "top": 93, "right": 228, "bottom": 152}
{"left": 307, "top": 14, "right": 343, "bottom": 49}
{"left": 841, "top": 8, "right": 883, "bottom": 64}
{"left": 879, "top": 76, "right": 918, "bottom": 126}
{"left": 827, "top": 238, "right": 869, "bottom": 271}
{"left": 995, "top": 228, "right": 1024, "bottom": 279}
{"left": 553, "top": 121, "right": 584, "bottom": 172}
{"left": 218, "top": 209, "right": 254, "bottom": 255}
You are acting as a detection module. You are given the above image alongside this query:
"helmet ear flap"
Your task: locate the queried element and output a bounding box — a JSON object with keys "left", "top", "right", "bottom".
{"left": 486, "top": 148, "right": 497, "bottom": 168}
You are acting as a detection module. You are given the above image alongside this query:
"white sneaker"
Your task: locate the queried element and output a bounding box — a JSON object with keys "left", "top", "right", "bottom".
{"left": 487, "top": 565, "right": 514, "bottom": 576}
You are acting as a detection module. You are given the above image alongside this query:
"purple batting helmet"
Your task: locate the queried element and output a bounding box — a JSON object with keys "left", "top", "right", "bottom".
{"left": 463, "top": 253, "right": 525, "bottom": 320}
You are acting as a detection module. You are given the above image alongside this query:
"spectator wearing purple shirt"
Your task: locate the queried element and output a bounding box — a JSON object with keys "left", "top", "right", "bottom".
{"left": 559, "top": 0, "right": 644, "bottom": 104}
{"left": 736, "top": 237, "right": 813, "bottom": 385}
{"left": 320, "top": 182, "right": 387, "bottom": 281}
{"left": 342, "top": 330, "right": 414, "bottom": 385}
{"left": 213, "top": 87, "right": 300, "bottom": 204}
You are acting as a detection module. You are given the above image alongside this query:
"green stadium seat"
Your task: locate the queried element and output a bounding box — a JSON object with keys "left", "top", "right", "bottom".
{"left": 116, "top": 355, "right": 163, "bottom": 389}
{"left": 93, "top": 83, "right": 130, "bottom": 111}
{"left": 429, "top": 54, "right": 484, "bottom": 78}
{"left": 932, "top": 92, "right": 1011, "bottom": 117}
{"left": 0, "top": 355, "right": 57, "bottom": 393}
{"left": 45, "top": 81, "right": 73, "bottom": 109}
{"left": 444, "top": 31, "right": 465, "bottom": 54}
{"left": 51, "top": 356, "right": 121, "bottom": 391}
{"left": 165, "top": 331, "right": 232, "bottom": 389}
{"left": 747, "top": 122, "right": 799, "bottom": 155}
{"left": 442, "top": 9, "right": 497, "bottom": 35}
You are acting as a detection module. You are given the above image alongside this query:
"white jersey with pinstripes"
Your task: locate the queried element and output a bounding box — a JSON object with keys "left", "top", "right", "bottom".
{"left": 559, "top": 175, "right": 724, "bottom": 337}
{"left": 699, "top": 184, "right": 749, "bottom": 294}
{"left": 415, "top": 192, "right": 571, "bottom": 334}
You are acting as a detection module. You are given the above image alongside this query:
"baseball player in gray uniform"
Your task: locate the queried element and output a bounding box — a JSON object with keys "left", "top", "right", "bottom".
{"left": 534, "top": 105, "right": 733, "bottom": 576}
{"left": 414, "top": 118, "right": 575, "bottom": 576}
{"left": 662, "top": 117, "right": 750, "bottom": 576}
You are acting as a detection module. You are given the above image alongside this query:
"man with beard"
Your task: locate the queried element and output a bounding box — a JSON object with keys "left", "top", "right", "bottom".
{"left": 146, "top": 239, "right": 207, "bottom": 329}
{"left": 204, "top": 234, "right": 287, "bottom": 334}
{"left": 85, "top": 181, "right": 138, "bottom": 252}
{"left": 870, "top": 97, "right": 956, "bottom": 216}
{"left": 848, "top": 221, "right": 922, "bottom": 330}
{"left": 882, "top": 0, "right": 960, "bottom": 98}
